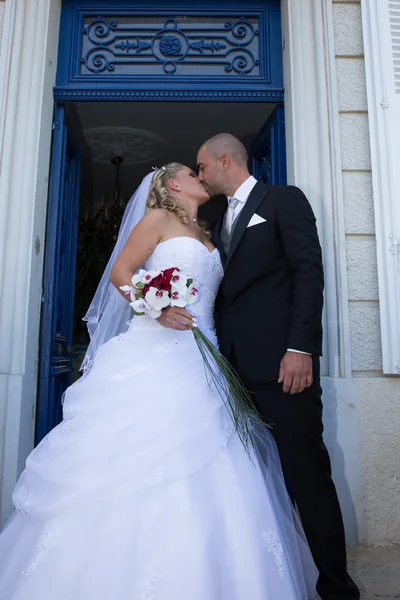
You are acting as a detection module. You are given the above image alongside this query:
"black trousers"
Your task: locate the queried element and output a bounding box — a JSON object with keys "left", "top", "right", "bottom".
{"left": 230, "top": 354, "right": 360, "bottom": 600}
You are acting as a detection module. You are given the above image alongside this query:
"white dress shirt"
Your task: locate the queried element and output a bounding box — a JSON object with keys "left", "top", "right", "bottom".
{"left": 227, "top": 176, "right": 310, "bottom": 357}
{"left": 226, "top": 175, "right": 258, "bottom": 224}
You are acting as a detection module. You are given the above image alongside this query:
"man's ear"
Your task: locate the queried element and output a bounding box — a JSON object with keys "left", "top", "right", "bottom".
{"left": 218, "top": 153, "right": 231, "bottom": 171}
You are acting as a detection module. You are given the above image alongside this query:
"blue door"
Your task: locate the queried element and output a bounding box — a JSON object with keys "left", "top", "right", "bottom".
{"left": 36, "top": 104, "right": 81, "bottom": 443}
{"left": 250, "top": 105, "right": 287, "bottom": 185}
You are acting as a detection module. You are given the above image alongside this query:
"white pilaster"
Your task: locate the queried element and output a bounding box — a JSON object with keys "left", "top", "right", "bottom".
{"left": 281, "top": 0, "right": 366, "bottom": 543}
{"left": 0, "top": 0, "right": 61, "bottom": 524}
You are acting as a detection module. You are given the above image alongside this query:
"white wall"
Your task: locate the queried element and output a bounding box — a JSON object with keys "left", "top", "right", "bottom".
{"left": 332, "top": 0, "right": 400, "bottom": 545}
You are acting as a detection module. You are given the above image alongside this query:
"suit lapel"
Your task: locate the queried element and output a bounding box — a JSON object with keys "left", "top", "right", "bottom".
{"left": 225, "top": 182, "right": 269, "bottom": 269}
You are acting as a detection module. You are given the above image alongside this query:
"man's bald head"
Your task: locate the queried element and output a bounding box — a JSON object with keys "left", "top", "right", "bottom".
{"left": 197, "top": 133, "right": 251, "bottom": 197}
{"left": 201, "top": 133, "right": 248, "bottom": 168}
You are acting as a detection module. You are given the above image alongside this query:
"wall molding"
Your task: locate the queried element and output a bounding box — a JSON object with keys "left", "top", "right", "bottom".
{"left": 54, "top": 88, "right": 284, "bottom": 101}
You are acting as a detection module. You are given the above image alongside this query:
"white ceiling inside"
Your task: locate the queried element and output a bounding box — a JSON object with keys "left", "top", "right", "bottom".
{"left": 70, "top": 101, "right": 276, "bottom": 212}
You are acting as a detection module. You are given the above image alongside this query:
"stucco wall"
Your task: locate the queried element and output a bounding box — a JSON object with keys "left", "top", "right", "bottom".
{"left": 357, "top": 379, "right": 400, "bottom": 544}
{"left": 333, "top": 0, "right": 400, "bottom": 545}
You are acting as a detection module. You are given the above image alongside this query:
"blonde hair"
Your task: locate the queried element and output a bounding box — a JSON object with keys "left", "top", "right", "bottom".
{"left": 147, "top": 163, "right": 210, "bottom": 236}
{"left": 147, "top": 163, "right": 189, "bottom": 224}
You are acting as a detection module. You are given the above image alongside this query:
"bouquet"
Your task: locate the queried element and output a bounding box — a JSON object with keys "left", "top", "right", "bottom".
{"left": 121, "top": 267, "right": 262, "bottom": 453}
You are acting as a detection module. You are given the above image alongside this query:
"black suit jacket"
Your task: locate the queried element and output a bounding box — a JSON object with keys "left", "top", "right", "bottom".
{"left": 213, "top": 182, "right": 324, "bottom": 382}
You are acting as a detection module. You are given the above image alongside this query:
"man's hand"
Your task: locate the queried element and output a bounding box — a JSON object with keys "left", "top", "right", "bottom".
{"left": 278, "top": 352, "right": 313, "bottom": 394}
{"left": 157, "top": 306, "right": 196, "bottom": 331}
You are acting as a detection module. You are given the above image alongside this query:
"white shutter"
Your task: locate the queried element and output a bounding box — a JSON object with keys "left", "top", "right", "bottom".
{"left": 390, "top": 1, "right": 400, "bottom": 93}
{"left": 361, "top": 0, "right": 400, "bottom": 374}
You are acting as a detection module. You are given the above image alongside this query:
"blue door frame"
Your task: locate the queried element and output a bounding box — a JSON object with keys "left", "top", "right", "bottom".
{"left": 37, "top": 104, "right": 81, "bottom": 443}
{"left": 37, "top": 0, "right": 286, "bottom": 440}
{"left": 251, "top": 104, "right": 287, "bottom": 185}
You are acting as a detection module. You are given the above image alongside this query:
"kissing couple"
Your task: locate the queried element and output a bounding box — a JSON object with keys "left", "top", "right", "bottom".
{"left": 0, "top": 134, "right": 359, "bottom": 600}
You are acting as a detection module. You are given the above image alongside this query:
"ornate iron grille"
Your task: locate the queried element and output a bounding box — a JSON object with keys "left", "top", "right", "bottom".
{"left": 80, "top": 15, "right": 261, "bottom": 77}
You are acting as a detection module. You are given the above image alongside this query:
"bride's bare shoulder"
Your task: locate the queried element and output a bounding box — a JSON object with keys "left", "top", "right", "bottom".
{"left": 141, "top": 208, "right": 172, "bottom": 226}
{"left": 137, "top": 208, "right": 170, "bottom": 231}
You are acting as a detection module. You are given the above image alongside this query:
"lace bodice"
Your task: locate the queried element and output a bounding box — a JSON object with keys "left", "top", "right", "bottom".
{"left": 129, "top": 237, "right": 223, "bottom": 337}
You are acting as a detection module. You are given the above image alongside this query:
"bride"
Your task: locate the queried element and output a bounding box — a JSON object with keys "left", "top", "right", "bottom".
{"left": 0, "top": 164, "right": 317, "bottom": 599}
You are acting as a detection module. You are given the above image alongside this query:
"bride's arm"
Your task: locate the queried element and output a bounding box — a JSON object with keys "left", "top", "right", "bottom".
{"left": 110, "top": 209, "right": 167, "bottom": 295}
{"left": 110, "top": 209, "right": 194, "bottom": 331}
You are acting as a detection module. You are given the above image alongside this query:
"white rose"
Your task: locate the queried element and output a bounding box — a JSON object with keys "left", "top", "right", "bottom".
{"left": 131, "top": 269, "right": 160, "bottom": 288}
{"left": 170, "top": 289, "right": 188, "bottom": 308}
{"left": 170, "top": 270, "right": 188, "bottom": 292}
{"left": 120, "top": 285, "right": 136, "bottom": 302}
{"left": 144, "top": 287, "right": 171, "bottom": 313}
{"left": 186, "top": 282, "right": 199, "bottom": 305}
{"left": 130, "top": 298, "right": 150, "bottom": 315}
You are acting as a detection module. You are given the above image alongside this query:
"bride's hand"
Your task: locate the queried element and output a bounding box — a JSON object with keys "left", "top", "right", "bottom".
{"left": 157, "top": 307, "right": 196, "bottom": 331}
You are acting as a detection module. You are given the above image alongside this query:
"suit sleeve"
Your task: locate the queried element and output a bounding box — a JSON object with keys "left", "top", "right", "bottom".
{"left": 276, "top": 186, "right": 324, "bottom": 356}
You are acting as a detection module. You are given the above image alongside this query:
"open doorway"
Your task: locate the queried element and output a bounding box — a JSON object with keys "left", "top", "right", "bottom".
{"left": 72, "top": 100, "right": 279, "bottom": 219}
{"left": 69, "top": 100, "right": 279, "bottom": 369}
{"left": 36, "top": 100, "right": 284, "bottom": 442}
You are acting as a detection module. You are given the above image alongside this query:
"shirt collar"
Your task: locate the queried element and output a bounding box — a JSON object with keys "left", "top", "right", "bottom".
{"left": 229, "top": 175, "right": 258, "bottom": 204}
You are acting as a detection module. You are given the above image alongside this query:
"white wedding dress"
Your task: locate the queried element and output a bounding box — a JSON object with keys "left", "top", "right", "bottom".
{"left": 0, "top": 237, "right": 317, "bottom": 600}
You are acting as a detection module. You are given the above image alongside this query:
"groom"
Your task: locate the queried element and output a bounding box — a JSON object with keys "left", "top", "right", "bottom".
{"left": 197, "top": 134, "right": 359, "bottom": 600}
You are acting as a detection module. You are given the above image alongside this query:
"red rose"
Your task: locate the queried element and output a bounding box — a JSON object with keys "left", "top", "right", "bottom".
{"left": 150, "top": 274, "right": 164, "bottom": 288}
{"left": 160, "top": 268, "right": 177, "bottom": 289}
{"left": 142, "top": 267, "right": 180, "bottom": 297}
{"left": 163, "top": 267, "right": 177, "bottom": 279}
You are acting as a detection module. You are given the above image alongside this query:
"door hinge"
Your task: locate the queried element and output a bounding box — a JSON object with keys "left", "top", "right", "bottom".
{"left": 41, "top": 291, "right": 50, "bottom": 303}
{"left": 52, "top": 120, "right": 60, "bottom": 131}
